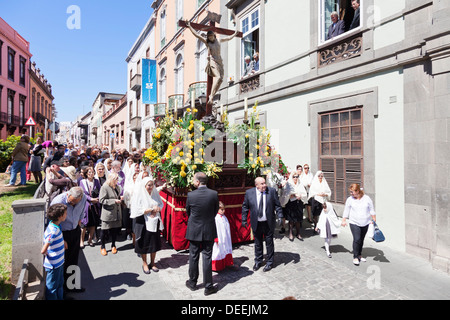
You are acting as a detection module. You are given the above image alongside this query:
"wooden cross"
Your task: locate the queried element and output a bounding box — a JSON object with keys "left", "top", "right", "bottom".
{"left": 179, "top": 12, "right": 243, "bottom": 118}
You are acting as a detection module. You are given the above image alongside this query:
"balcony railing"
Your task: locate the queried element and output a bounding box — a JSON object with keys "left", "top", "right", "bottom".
{"left": 130, "top": 74, "right": 142, "bottom": 92}
{"left": 318, "top": 33, "right": 362, "bottom": 68}
{"left": 153, "top": 103, "right": 167, "bottom": 117}
{"left": 168, "top": 94, "right": 184, "bottom": 111}
{"left": 0, "top": 112, "right": 7, "bottom": 124}
{"left": 188, "top": 81, "right": 207, "bottom": 103}
{"left": 239, "top": 73, "right": 260, "bottom": 94}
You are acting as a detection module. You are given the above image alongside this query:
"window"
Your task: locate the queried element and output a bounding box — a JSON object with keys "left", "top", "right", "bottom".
{"left": 8, "top": 47, "right": 15, "bottom": 81}
{"left": 175, "top": 54, "right": 184, "bottom": 94}
{"left": 197, "top": 0, "right": 207, "bottom": 8}
{"left": 19, "top": 57, "right": 26, "bottom": 87}
{"left": 319, "top": 0, "right": 362, "bottom": 44}
{"left": 160, "top": 8, "right": 167, "bottom": 48}
{"left": 7, "top": 90, "right": 15, "bottom": 124}
{"left": 129, "top": 101, "right": 133, "bottom": 120}
{"left": 241, "top": 6, "right": 260, "bottom": 77}
{"left": 0, "top": 40, "right": 3, "bottom": 76}
{"left": 196, "top": 40, "right": 207, "bottom": 81}
{"left": 176, "top": 0, "right": 183, "bottom": 31}
{"left": 37, "top": 93, "right": 41, "bottom": 114}
{"left": 19, "top": 96, "right": 25, "bottom": 126}
{"left": 319, "top": 107, "right": 363, "bottom": 203}
{"left": 159, "top": 67, "right": 166, "bottom": 103}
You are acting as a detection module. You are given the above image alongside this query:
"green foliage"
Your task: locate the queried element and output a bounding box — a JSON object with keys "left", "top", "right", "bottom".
{"left": 0, "top": 135, "right": 36, "bottom": 173}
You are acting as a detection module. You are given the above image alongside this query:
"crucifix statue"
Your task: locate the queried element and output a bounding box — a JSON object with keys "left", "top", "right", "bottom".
{"left": 179, "top": 12, "right": 242, "bottom": 124}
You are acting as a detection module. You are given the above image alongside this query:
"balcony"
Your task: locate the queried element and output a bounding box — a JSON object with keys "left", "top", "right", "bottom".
{"left": 130, "top": 116, "right": 142, "bottom": 132}
{"left": 168, "top": 94, "right": 184, "bottom": 111}
{"left": 130, "top": 74, "right": 142, "bottom": 92}
{"left": 0, "top": 112, "right": 7, "bottom": 124}
{"left": 153, "top": 103, "right": 167, "bottom": 117}
{"left": 36, "top": 113, "right": 47, "bottom": 125}
{"left": 239, "top": 73, "right": 260, "bottom": 94}
{"left": 92, "top": 127, "right": 98, "bottom": 136}
{"left": 187, "top": 82, "right": 207, "bottom": 104}
{"left": 318, "top": 33, "right": 362, "bottom": 68}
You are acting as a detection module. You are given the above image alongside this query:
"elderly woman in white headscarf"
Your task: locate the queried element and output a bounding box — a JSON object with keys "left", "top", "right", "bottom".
{"left": 122, "top": 163, "right": 142, "bottom": 245}
{"left": 130, "top": 177, "right": 164, "bottom": 274}
{"left": 315, "top": 202, "right": 340, "bottom": 258}
{"left": 285, "top": 172, "right": 308, "bottom": 241}
{"left": 307, "top": 170, "right": 332, "bottom": 234}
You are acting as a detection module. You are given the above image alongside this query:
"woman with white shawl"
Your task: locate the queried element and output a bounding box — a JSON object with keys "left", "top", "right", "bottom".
{"left": 130, "top": 177, "right": 164, "bottom": 274}
{"left": 315, "top": 202, "right": 340, "bottom": 258}
{"left": 300, "top": 164, "right": 314, "bottom": 223}
{"left": 307, "top": 170, "right": 332, "bottom": 233}
{"left": 122, "top": 163, "right": 141, "bottom": 244}
{"left": 285, "top": 173, "right": 308, "bottom": 241}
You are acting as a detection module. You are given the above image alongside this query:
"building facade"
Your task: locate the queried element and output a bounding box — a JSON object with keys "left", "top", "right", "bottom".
{"left": 89, "top": 92, "right": 124, "bottom": 147}
{"left": 126, "top": 14, "right": 156, "bottom": 150}
{"left": 29, "top": 61, "right": 54, "bottom": 141}
{"left": 216, "top": 0, "right": 450, "bottom": 273}
{"left": 0, "top": 17, "right": 32, "bottom": 140}
{"left": 102, "top": 94, "right": 128, "bottom": 152}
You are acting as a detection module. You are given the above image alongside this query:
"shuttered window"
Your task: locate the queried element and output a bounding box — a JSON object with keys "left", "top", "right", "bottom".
{"left": 319, "top": 107, "right": 363, "bottom": 203}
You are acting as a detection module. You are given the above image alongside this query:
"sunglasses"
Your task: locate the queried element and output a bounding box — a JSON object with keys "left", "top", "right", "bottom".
{"left": 293, "top": 176, "right": 299, "bottom": 178}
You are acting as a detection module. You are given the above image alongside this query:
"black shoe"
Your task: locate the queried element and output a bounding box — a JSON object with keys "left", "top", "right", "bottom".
{"left": 204, "top": 285, "right": 218, "bottom": 296}
{"left": 253, "top": 263, "right": 262, "bottom": 271}
{"left": 185, "top": 280, "right": 197, "bottom": 291}
{"left": 142, "top": 266, "right": 151, "bottom": 275}
{"left": 279, "top": 227, "right": 285, "bottom": 234}
{"left": 263, "top": 265, "right": 272, "bottom": 272}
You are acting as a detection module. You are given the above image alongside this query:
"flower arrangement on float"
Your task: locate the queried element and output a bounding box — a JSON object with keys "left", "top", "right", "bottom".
{"left": 143, "top": 108, "right": 222, "bottom": 190}
{"left": 143, "top": 102, "right": 288, "bottom": 189}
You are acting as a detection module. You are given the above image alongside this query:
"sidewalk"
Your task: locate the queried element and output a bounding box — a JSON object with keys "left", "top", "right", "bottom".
{"left": 70, "top": 221, "right": 450, "bottom": 300}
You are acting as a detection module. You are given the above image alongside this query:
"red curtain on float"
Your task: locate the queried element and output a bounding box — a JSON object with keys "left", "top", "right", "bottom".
{"left": 159, "top": 189, "right": 253, "bottom": 251}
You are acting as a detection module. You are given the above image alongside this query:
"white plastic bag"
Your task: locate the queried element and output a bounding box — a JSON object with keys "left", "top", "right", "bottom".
{"left": 366, "top": 221, "right": 375, "bottom": 239}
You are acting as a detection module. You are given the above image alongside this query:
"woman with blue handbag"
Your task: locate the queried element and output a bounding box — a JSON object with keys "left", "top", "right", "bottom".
{"left": 341, "top": 184, "right": 376, "bottom": 266}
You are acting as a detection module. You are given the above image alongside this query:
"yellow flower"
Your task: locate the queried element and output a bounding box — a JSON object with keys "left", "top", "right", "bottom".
{"left": 251, "top": 164, "right": 256, "bottom": 169}
{"left": 201, "top": 127, "right": 205, "bottom": 132}
{"left": 193, "top": 108, "right": 198, "bottom": 113}
{"left": 192, "top": 165, "right": 197, "bottom": 170}
{"left": 179, "top": 151, "right": 184, "bottom": 157}
{"left": 180, "top": 171, "right": 187, "bottom": 178}
{"left": 186, "top": 108, "right": 191, "bottom": 113}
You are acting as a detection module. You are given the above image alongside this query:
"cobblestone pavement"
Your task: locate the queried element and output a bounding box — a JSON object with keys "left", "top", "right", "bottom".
{"left": 74, "top": 221, "right": 450, "bottom": 301}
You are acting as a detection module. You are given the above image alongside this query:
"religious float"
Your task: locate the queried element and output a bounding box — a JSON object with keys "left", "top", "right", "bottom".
{"left": 143, "top": 101, "right": 289, "bottom": 251}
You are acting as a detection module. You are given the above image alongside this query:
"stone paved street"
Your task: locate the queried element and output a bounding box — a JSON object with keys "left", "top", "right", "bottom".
{"left": 72, "top": 220, "right": 450, "bottom": 301}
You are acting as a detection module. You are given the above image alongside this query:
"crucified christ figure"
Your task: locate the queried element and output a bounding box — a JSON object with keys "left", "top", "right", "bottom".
{"left": 185, "top": 20, "right": 238, "bottom": 105}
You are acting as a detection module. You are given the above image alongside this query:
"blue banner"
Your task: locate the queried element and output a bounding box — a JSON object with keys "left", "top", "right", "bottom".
{"left": 142, "top": 59, "right": 157, "bottom": 104}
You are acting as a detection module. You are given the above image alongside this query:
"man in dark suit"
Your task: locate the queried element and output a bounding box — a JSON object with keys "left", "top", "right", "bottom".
{"left": 242, "top": 177, "right": 283, "bottom": 272}
{"left": 327, "top": 11, "right": 345, "bottom": 40}
{"left": 185, "top": 172, "right": 220, "bottom": 296}
{"left": 349, "top": 0, "right": 360, "bottom": 30}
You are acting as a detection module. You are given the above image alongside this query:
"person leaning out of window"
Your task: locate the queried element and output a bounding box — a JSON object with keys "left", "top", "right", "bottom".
{"left": 341, "top": 183, "right": 376, "bottom": 266}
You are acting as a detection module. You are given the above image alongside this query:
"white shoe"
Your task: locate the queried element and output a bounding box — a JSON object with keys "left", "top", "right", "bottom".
{"left": 359, "top": 257, "right": 367, "bottom": 262}
{"left": 353, "top": 258, "right": 360, "bottom": 266}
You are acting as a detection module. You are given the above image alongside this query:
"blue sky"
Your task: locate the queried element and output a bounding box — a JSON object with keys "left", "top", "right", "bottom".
{"left": 1, "top": 0, "right": 153, "bottom": 122}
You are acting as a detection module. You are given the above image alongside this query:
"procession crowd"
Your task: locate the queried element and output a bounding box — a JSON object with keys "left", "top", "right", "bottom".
{"left": 6, "top": 137, "right": 376, "bottom": 300}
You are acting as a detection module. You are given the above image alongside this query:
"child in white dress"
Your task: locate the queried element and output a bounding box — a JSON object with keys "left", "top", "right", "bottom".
{"left": 212, "top": 202, "right": 234, "bottom": 271}
{"left": 315, "top": 202, "right": 341, "bottom": 258}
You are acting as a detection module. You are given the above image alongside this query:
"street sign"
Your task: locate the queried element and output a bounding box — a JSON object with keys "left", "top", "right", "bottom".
{"left": 25, "top": 117, "right": 37, "bottom": 126}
